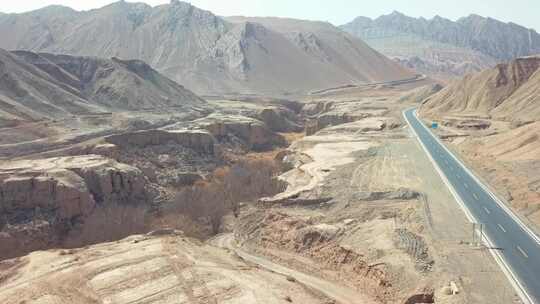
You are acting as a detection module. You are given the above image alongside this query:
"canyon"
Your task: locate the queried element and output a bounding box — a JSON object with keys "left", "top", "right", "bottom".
{"left": 1, "top": 1, "right": 539, "bottom": 304}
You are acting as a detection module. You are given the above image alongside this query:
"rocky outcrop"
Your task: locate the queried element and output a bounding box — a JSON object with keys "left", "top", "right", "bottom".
{"left": 305, "top": 112, "right": 372, "bottom": 135}
{"left": 302, "top": 101, "right": 393, "bottom": 135}
{"left": 258, "top": 107, "right": 303, "bottom": 133}
{"left": 301, "top": 101, "right": 334, "bottom": 116}
{"left": 181, "top": 114, "right": 287, "bottom": 151}
{"left": 105, "top": 129, "right": 216, "bottom": 155}
{"left": 0, "top": 155, "right": 148, "bottom": 259}
{"left": 315, "top": 113, "right": 369, "bottom": 133}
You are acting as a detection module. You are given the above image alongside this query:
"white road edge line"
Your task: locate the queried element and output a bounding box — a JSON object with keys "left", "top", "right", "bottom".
{"left": 403, "top": 108, "right": 535, "bottom": 304}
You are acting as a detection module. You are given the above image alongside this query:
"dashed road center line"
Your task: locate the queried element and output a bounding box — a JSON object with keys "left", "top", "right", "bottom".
{"left": 517, "top": 246, "right": 529, "bottom": 259}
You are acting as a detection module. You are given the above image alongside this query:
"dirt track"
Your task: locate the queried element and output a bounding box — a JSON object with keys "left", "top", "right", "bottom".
{"left": 212, "top": 233, "right": 375, "bottom": 304}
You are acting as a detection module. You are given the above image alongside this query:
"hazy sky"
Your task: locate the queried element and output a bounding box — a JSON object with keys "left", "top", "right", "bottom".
{"left": 1, "top": 0, "right": 539, "bottom": 31}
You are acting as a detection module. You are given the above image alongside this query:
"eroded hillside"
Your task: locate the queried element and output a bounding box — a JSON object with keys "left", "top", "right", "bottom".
{"left": 0, "top": 1, "right": 414, "bottom": 94}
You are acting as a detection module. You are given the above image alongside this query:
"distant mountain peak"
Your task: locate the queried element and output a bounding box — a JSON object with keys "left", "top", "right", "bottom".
{"left": 466, "top": 13, "right": 484, "bottom": 19}
{"left": 341, "top": 12, "right": 540, "bottom": 62}
{"left": 25, "top": 4, "right": 77, "bottom": 16}
{"left": 104, "top": 0, "right": 151, "bottom": 10}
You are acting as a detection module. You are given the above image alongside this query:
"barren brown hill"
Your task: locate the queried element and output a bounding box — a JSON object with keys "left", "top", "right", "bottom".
{"left": 0, "top": 1, "right": 414, "bottom": 95}
{"left": 420, "top": 56, "right": 540, "bottom": 122}
{"left": 478, "top": 121, "right": 540, "bottom": 161}
{"left": 0, "top": 49, "right": 204, "bottom": 126}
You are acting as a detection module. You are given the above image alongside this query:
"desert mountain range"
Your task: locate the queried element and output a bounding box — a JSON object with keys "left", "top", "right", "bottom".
{"left": 0, "top": 49, "right": 204, "bottom": 127}
{"left": 1, "top": 1, "right": 540, "bottom": 303}
{"left": 0, "top": 1, "right": 413, "bottom": 95}
{"left": 341, "top": 11, "right": 540, "bottom": 80}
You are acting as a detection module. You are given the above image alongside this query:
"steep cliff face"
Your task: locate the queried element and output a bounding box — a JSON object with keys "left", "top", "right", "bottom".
{"left": 181, "top": 113, "right": 288, "bottom": 151}
{"left": 105, "top": 129, "right": 216, "bottom": 154}
{"left": 0, "top": 1, "right": 414, "bottom": 94}
{"left": 420, "top": 56, "right": 540, "bottom": 122}
{"left": 0, "top": 155, "right": 148, "bottom": 259}
{"left": 341, "top": 12, "right": 540, "bottom": 80}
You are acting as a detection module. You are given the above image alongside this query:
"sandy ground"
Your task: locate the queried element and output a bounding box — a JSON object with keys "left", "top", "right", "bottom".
{"left": 212, "top": 233, "right": 375, "bottom": 304}
{"left": 238, "top": 88, "right": 522, "bottom": 303}
{"left": 275, "top": 132, "right": 377, "bottom": 201}
{"left": 0, "top": 231, "right": 329, "bottom": 304}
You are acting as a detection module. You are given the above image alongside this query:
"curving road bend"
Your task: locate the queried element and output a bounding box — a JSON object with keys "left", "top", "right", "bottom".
{"left": 211, "top": 234, "right": 375, "bottom": 304}
{"left": 404, "top": 108, "right": 540, "bottom": 304}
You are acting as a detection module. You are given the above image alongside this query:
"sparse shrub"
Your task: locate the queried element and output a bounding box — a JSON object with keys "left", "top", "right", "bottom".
{"left": 174, "top": 158, "right": 283, "bottom": 234}
{"left": 63, "top": 205, "right": 147, "bottom": 248}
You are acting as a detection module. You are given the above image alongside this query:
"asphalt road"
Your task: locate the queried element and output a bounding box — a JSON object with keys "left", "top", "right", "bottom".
{"left": 404, "top": 108, "right": 540, "bottom": 304}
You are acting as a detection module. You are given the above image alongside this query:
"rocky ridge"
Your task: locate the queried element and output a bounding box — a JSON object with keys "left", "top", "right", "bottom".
{"left": 341, "top": 11, "right": 540, "bottom": 79}
{"left": 0, "top": 1, "right": 414, "bottom": 94}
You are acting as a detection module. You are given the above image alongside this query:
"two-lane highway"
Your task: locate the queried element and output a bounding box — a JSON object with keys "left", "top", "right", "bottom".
{"left": 404, "top": 108, "right": 540, "bottom": 304}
